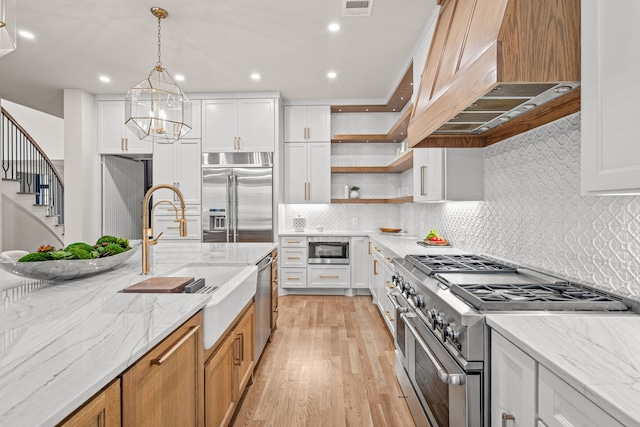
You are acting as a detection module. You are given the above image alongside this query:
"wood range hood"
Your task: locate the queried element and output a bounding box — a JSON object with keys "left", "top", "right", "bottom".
{"left": 408, "top": 0, "right": 580, "bottom": 148}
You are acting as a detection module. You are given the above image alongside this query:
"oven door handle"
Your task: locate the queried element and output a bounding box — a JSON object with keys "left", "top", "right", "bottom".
{"left": 386, "top": 290, "right": 402, "bottom": 310}
{"left": 402, "top": 313, "right": 466, "bottom": 386}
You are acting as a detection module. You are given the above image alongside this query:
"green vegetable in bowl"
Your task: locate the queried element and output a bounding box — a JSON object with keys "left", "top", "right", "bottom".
{"left": 96, "top": 235, "right": 130, "bottom": 250}
{"left": 18, "top": 252, "right": 52, "bottom": 262}
{"left": 67, "top": 247, "right": 95, "bottom": 260}
{"left": 49, "top": 250, "right": 74, "bottom": 260}
{"left": 65, "top": 242, "right": 95, "bottom": 253}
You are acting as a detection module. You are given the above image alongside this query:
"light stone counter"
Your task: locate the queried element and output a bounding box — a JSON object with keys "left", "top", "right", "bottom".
{"left": 368, "top": 232, "right": 465, "bottom": 258}
{"left": 0, "top": 241, "right": 277, "bottom": 427}
{"left": 487, "top": 313, "right": 640, "bottom": 427}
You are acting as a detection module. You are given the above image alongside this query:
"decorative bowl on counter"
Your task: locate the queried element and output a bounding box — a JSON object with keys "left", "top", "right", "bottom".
{"left": 0, "top": 240, "right": 142, "bottom": 281}
{"left": 379, "top": 227, "right": 402, "bottom": 233}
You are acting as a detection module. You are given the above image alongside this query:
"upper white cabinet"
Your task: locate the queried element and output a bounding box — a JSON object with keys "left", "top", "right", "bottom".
{"left": 284, "top": 105, "right": 331, "bottom": 142}
{"left": 413, "top": 147, "right": 483, "bottom": 202}
{"left": 97, "top": 100, "right": 153, "bottom": 155}
{"left": 152, "top": 138, "right": 202, "bottom": 205}
{"left": 581, "top": 2, "right": 640, "bottom": 194}
{"left": 202, "top": 98, "right": 275, "bottom": 152}
{"left": 491, "top": 331, "right": 536, "bottom": 427}
{"left": 283, "top": 142, "right": 331, "bottom": 203}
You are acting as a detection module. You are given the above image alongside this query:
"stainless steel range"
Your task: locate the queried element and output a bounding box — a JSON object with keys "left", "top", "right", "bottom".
{"left": 388, "top": 253, "right": 628, "bottom": 427}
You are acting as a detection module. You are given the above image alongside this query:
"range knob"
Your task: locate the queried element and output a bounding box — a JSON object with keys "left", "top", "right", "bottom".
{"left": 403, "top": 285, "right": 414, "bottom": 298}
{"left": 428, "top": 309, "right": 445, "bottom": 330}
{"left": 409, "top": 294, "right": 424, "bottom": 308}
{"left": 443, "top": 322, "right": 459, "bottom": 342}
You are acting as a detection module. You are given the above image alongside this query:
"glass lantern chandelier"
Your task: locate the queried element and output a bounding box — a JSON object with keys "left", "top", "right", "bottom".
{"left": 125, "top": 7, "right": 191, "bottom": 143}
{"left": 0, "top": 0, "right": 17, "bottom": 57}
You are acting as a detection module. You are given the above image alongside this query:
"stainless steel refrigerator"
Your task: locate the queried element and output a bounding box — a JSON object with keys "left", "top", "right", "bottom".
{"left": 202, "top": 152, "right": 273, "bottom": 242}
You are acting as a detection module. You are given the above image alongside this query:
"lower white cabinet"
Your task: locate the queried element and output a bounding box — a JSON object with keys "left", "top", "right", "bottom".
{"left": 491, "top": 331, "right": 536, "bottom": 427}
{"left": 308, "top": 265, "right": 350, "bottom": 288}
{"left": 153, "top": 214, "right": 202, "bottom": 241}
{"left": 350, "top": 237, "right": 368, "bottom": 289}
{"left": 280, "top": 247, "right": 307, "bottom": 268}
{"left": 491, "top": 330, "right": 623, "bottom": 427}
{"left": 280, "top": 268, "right": 307, "bottom": 289}
{"left": 538, "top": 366, "right": 622, "bottom": 427}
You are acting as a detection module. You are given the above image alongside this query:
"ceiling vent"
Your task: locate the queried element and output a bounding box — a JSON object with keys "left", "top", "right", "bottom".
{"left": 342, "top": 0, "right": 374, "bottom": 17}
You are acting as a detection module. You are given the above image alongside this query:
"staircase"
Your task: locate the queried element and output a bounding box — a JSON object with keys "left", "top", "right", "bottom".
{"left": 1, "top": 107, "right": 65, "bottom": 250}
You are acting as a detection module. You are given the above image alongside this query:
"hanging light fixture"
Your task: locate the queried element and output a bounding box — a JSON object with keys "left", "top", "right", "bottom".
{"left": 0, "top": 0, "right": 17, "bottom": 57}
{"left": 125, "top": 7, "right": 191, "bottom": 143}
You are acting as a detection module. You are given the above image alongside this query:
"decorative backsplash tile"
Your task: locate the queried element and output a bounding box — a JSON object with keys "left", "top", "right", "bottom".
{"left": 281, "top": 204, "right": 401, "bottom": 231}
{"left": 331, "top": 112, "right": 402, "bottom": 134}
{"left": 402, "top": 112, "right": 640, "bottom": 301}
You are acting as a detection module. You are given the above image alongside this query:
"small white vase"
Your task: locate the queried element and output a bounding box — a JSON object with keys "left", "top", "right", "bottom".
{"left": 350, "top": 190, "right": 360, "bottom": 199}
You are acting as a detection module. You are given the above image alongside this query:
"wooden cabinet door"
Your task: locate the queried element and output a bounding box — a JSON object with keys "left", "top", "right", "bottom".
{"left": 205, "top": 334, "right": 236, "bottom": 427}
{"left": 234, "top": 304, "right": 255, "bottom": 397}
{"left": 122, "top": 313, "right": 203, "bottom": 427}
{"left": 581, "top": 1, "right": 640, "bottom": 194}
{"left": 59, "top": 379, "right": 121, "bottom": 427}
{"left": 490, "top": 331, "right": 536, "bottom": 427}
{"left": 202, "top": 99, "right": 238, "bottom": 152}
{"left": 237, "top": 99, "right": 275, "bottom": 151}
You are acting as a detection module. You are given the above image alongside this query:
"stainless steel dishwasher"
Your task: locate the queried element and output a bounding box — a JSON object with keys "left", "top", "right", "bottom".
{"left": 254, "top": 255, "right": 272, "bottom": 362}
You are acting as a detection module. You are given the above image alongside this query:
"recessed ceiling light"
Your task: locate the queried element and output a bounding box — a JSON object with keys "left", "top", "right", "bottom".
{"left": 327, "top": 71, "right": 337, "bottom": 79}
{"left": 328, "top": 23, "right": 340, "bottom": 32}
{"left": 174, "top": 74, "right": 185, "bottom": 81}
{"left": 99, "top": 76, "right": 111, "bottom": 83}
{"left": 19, "top": 30, "right": 35, "bottom": 39}
{"left": 251, "top": 73, "right": 261, "bottom": 80}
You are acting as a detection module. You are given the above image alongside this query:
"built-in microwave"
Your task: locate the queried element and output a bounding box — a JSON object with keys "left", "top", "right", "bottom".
{"left": 308, "top": 237, "right": 349, "bottom": 265}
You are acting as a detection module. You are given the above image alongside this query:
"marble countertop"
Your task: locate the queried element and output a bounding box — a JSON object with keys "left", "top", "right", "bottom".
{"left": 0, "top": 241, "right": 277, "bottom": 427}
{"left": 487, "top": 313, "right": 640, "bottom": 427}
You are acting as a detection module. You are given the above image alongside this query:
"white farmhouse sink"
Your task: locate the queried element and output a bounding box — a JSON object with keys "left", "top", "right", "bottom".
{"left": 166, "top": 263, "right": 258, "bottom": 350}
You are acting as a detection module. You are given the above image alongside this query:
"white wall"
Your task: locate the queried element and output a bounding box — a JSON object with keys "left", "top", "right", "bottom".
{"left": 0, "top": 99, "right": 64, "bottom": 161}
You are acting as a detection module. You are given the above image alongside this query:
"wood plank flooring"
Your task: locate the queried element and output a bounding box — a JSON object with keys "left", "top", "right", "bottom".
{"left": 231, "top": 295, "right": 416, "bottom": 427}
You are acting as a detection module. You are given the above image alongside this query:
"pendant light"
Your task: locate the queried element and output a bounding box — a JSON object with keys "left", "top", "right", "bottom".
{"left": 125, "top": 7, "right": 191, "bottom": 143}
{"left": 0, "top": 0, "right": 17, "bottom": 57}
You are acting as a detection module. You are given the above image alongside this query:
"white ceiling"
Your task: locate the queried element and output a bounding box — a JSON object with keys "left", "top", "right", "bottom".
{"left": 0, "top": 0, "right": 437, "bottom": 118}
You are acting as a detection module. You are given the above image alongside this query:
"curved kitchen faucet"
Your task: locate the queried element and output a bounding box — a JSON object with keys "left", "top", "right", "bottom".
{"left": 141, "top": 183, "right": 187, "bottom": 274}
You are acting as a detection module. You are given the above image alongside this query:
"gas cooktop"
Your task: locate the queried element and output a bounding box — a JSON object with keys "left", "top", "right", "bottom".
{"left": 405, "top": 254, "right": 517, "bottom": 275}
{"left": 449, "top": 281, "right": 628, "bottom": 311}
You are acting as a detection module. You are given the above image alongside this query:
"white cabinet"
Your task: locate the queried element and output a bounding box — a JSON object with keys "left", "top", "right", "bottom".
{"left": 581, "top": 3, "right": 640, "bottom": 194}
{"left": 281, "top": 247, "right": 307, "bottom": 268}
{"left": 202, "top": 99, "right": 275, "bottom": 152}
{"left": 152, "top": 138, "right": 202, "bottom": 205}
{"left": 413, "top": 148, "right": 483, "bottom": 202}
{"left": 280, "top": 237, "right": 308, "bottom": 289}
{"left": 153, "top": 214, "right": 202, "bottom": 241}
{"left": 284, "top": 105, "right": 331, "bottom": 142}
{"left": 350, "top": 237, "right": 369, "bottom": 289}
{"left": 97, "top": 100, "right": 153, "bottom": 155}
{"left": 281, "top": 268, "right": 307, "bottom": 289}
{"left": 491, "top": 331, "right": 536, "bottom": 427}
{"left": 538, "top": 366, "right": 623, "bottom": 427}
{"left": 308, "top": 265, "right": 350, "bottom": 288}
{"left": 283, "top": 142, "right": 331, "bottom": 203}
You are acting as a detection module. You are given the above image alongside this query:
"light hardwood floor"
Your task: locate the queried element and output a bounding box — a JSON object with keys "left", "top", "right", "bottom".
{"left": 231, "top": 295, "right": 416, "bottom": 427}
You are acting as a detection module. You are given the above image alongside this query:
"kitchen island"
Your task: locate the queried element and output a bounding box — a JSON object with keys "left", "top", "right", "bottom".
{"left": 0, "top": 241, "right": 277, "bottom": 427}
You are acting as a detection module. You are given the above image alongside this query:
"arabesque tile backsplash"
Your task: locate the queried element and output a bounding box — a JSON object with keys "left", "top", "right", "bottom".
{"left": 282, "top": 112, "right": 640, "bottom": 300}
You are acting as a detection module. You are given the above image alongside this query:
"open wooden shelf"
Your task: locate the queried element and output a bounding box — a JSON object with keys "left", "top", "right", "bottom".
{"left": 332, "top": 105, "right": 413, "bottom": 144}
{"left": 331, "top": 150, "right": 413, "bottom": 174}
{"left": 331, "top": 196, "right": 413, "bottom": 204}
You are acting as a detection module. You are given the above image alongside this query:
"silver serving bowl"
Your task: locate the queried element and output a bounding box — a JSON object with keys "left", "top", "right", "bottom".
{"left": 0, "top": 240, "right": 141, "bottom": 281}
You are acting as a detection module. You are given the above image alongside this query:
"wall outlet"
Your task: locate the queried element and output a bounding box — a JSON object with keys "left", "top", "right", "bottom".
{"left": 352, "top": 217, "right": 359, "bottom": 225}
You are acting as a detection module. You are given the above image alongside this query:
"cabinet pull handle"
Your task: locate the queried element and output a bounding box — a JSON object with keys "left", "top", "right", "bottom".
{"left": 287, "top": 277, "right": 300, "bottom": 280}
{"left": 374, "top": 246, "right": 381, "bottom": 252}
{"left": 287, "top": 240, "right": 301, "bottom": 244}
{"left": 124, "top": 138, "right": 128, "bottom": 151}
{"left": 287, "top": 256, "right": 301, "bottom": 260}
{"left": 303, "top": 182, "right": 307, "bottom": 200}
{"left": 151, "top": 325, "right": 199, "bottom": 366}
{"left": 96, "top": 409, "right": 105, "bottom": 427}
{"left": 307, "top": 182, "right": 311, "bottom": 200}
{"left": 239, "top": 332, "right": 244, "bottom": 361}
{"left": 320, "top": 275, "right": 339, "bottom": 279}
{"left": 374, "top": 259, "right": 378, "bottom": 275}
{"left": 385, "top": 310, "right": 394, "bottom": 322}
{"left": 501, "top": 413, "right": 515, "bottom": 427}
{"left": 386, "top": 257, "right": 393, "bottom": 264}
{"left": 237, "top": 136, "right": 241, "bottom": 150}
{"left": 233, "top": 335, "right": 241, "bottom": 365}
{"left": 386, "top": 280, "right": 393, "bottom": 289}
{"left": 420, "top": 165, "right": 427, "bottom": 195}
{"left": 368, "top": 241, "right": 371, "bottom": 254}
{"left": 120, "top": 137, "right": 124, "bottom": 151}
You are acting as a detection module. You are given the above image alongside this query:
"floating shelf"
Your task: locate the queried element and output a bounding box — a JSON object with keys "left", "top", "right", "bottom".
{"left": 331, "top": 150, "right": 413, "bottom": 174}
{"left": 332, "top": 105, "right": 413, "bottom": 144}
{"left": 331, "top": 196, "right": 413, "bottom": 204}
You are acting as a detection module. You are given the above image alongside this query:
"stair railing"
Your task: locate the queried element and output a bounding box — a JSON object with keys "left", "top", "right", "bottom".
{"left": 1, "top": 107, "right": 65, "bottom": 226}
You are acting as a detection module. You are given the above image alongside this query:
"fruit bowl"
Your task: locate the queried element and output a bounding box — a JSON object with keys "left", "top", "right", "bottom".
{"left": 379, "top": 228, "right": 402, "bottom": 233}
{"left": 0, "top": 240, "right": 141, "bottom": 281}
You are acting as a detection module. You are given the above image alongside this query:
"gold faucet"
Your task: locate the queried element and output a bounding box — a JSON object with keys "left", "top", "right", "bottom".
{"left": 141, "top": 183, "right": 187, "bottom": 274}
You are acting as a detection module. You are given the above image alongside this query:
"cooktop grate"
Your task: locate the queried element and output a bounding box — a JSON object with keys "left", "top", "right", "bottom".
{"left": 405, "top": 254, "right": 516, "bottom": 275}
